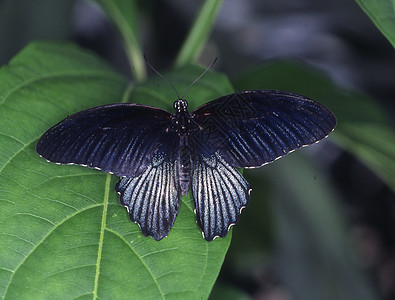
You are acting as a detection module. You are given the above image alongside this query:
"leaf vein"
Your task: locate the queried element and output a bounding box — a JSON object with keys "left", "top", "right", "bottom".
{"left": 92, "top": 174, "right": 111, "bottom": 300}
{"left": 105, "top": 228, "right": 166, "bottom": 299}
{"left": 2, "top": 203, "right": 102, "bottom": 298}
{"left": 0, "top": 70, "right": 125, "bottom": 106}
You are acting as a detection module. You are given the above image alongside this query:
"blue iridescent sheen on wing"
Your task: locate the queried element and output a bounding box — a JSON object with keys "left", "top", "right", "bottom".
{"left": 191, "top": 152, "right": 250, "bottom": 241}
{"left": 116, "top": 145, "right": 180, "bottom": 241}
{"left": 192, "top": 90, "right": 337, "bottom": 168}
{"left": 36, "top": 103, "right": 172, "bottom": 177}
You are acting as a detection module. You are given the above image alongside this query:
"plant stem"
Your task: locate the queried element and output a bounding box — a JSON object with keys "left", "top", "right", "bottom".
{"left": 97, "top": 0, "right": 146, "bottom": 82}
{"left": 175, "top": 0, "right": 223, "bottom": 68}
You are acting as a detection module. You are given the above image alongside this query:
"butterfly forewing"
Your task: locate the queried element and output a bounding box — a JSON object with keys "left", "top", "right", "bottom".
{"left": 192, "top": 90, "right": 337, "bottom": 168}
{"left": 36, "top": 103, "right": 172, "bottom": 178}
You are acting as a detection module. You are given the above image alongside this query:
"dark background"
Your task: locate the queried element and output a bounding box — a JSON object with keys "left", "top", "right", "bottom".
{"left": 1, "top": 0, "right": 394, "bottom": 299}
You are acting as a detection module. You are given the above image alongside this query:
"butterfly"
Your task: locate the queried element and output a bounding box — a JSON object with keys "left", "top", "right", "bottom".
{"left": 36, "top": 89, "right": 336, "bottom": 241}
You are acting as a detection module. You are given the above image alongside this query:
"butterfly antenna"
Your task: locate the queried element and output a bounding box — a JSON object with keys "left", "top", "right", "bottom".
{"left": 181, "top": 57, "right": 218, "bottom": 100}
{"left": 144, "top": 55, "right": 181, "bottom": 100}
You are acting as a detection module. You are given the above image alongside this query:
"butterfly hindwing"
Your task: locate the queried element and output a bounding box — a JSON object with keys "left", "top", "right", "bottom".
{"left": 36, "top": 103, "right": 172, "bottom": 177}
{"left": 191, "top": 152, "right": 251, "bottom": 241}
{"left": 193, "top": 90, "right": 337, "bottom": 168}
{"left": 116, "top": 145, "right": 180, "bottom": 241}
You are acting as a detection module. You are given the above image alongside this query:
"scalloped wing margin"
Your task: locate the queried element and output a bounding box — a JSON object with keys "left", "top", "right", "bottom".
{"left": 191, "top": 152, "right": 251, "bottom": 241}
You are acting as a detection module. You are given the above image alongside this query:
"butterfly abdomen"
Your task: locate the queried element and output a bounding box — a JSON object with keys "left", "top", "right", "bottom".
{"left": 172, "top": 99, "right": 195, "bottom": 196}
{"left": 178, "top": 136, "right": 191, "bottom": 196}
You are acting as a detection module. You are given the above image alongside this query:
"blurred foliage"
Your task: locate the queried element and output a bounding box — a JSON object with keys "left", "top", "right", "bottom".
{"left": 93, "top": 0, "right": 146, "bottom": 81}
{"left": 259, "top": 153, "right": 379, "bottom": 300}
{"left": 0, "top": 0, "right": 76, "bottom": 65}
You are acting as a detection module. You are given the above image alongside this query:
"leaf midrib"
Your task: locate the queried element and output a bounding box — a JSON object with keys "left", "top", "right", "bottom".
{"left": 1, "top": 72, "right": 132, "bottom": 299}
{"left": 91, "top": 81, "right": 134, "bottom": 299}
{"left": 179, "top": 197, "right": 210, "bottom": 294}
{"left": 93, "top": 174, "right": 111, "bottom": 300}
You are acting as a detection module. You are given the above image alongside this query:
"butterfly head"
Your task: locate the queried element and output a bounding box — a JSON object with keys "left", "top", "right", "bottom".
{"left": 172, "top": 99, "right": 195, "bottom": 134}
{"left": 173, "top": 99, "right": 188, "bottom": 113}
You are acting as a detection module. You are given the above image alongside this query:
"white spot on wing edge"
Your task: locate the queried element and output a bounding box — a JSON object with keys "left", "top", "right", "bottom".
{"left": 118, "top": 179, "right": 170, "bottom": 241}
{"left": 243, "top": 131, "right": 335, "bottom": 169}
{"left": 39, "top": 156, "right": 116, "bottom": 175}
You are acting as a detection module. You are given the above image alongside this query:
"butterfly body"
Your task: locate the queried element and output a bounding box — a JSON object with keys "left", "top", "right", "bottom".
{"left": 171, "top": 99, "right": 196, "bottom": 195}
{"left": 37, "top": 90, "right": 336, "bottom": 241}
{"left": 177, "top": 136, "right": 192, "bottom": 196}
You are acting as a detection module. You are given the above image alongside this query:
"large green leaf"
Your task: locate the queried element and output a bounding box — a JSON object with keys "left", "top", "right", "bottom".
{"left": 0, "top": 41, "right": 232, "bottom": 299}
{"left": 356, "top": 0, "right": 395, "bottom": 49}
{"left": 234, "top": 61, "right": 395, "bottom": 193}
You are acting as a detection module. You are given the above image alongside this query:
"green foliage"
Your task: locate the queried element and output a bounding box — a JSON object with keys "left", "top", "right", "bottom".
{"left": 356, "top": 0, "right": 395, "bottom": 49}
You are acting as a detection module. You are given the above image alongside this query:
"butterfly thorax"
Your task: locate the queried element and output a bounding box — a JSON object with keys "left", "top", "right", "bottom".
{"left": 172, "top": 99, "right": 194, "bottom": 135}
{"left": 172, "top": 99, "right": 195, "bottom": 195}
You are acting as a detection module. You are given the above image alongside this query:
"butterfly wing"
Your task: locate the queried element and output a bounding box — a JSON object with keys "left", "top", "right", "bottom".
{"left": 189, "top": 90, "right": 335, "bottom": 239}
{"left": 36, "top": 103, "right": 172, "bottom": 177}
{"left": 115, "top": 141, "right": 180, "bottom": 241}
{"left": 191, "top": 151, "right": 250, "bottom": 241}
{"left": 192, "top": 90, "right": 337, "bottom": 168}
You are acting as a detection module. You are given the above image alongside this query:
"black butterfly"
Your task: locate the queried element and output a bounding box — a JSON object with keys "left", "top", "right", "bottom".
{"left": 36, "top": 90, "right": 336, "bottom": 241}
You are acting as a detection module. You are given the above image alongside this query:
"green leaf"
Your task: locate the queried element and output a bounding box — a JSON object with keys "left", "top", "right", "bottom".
{"left": 0, "top": 41, "right": 232, "bottom": 299}
{"left": 356, "top": 0, "right": 395, "bottom": 49}
{"left": 233, "top": 61, "right": 395, "bottom": 192}
{"left": 175, "top": 0, "right": 223, "bottom": 67}
{"left": 94, "top": 0, "right": 146, "bottom": 82}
